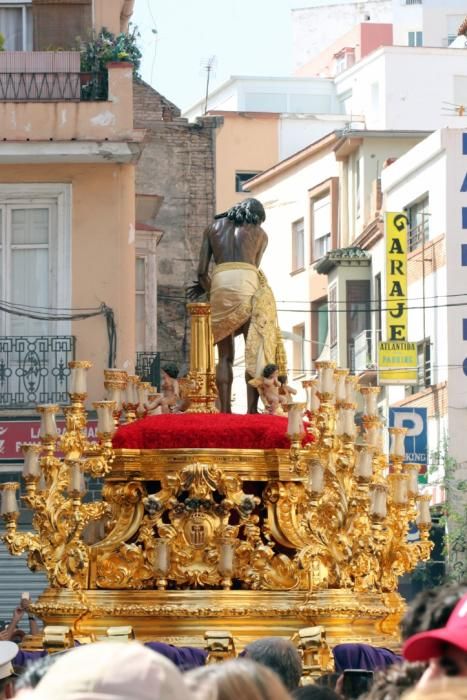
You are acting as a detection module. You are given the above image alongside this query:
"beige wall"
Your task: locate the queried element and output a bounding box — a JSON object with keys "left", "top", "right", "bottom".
{"left": 0, "top": 163, "right": 135, "bottom": 404}
{"left": 93, "top": 0, "right": 133, "bottom": 34}
{"left": 212, "top": 112, "right": 279, "bottom": 213}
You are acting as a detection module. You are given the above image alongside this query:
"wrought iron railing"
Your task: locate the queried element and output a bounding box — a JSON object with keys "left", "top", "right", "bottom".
{"left": 0, "top": 72, "right": 107, "bottom": 101}
{"left": 0, "top": 336, "right": 75, "bottom": 408}
{"left": 135, "top": 352, "right": 161, "bottom": 390}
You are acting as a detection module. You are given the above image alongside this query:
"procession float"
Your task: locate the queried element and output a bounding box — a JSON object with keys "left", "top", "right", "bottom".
{"left": 0, "top": 302, "right": 433, "bottom": 672}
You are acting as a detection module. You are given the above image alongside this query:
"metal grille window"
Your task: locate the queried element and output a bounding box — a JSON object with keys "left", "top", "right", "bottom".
{"left": 0, "top": 3, "right": 32, "bottom": 50}
{"left": 407, "top": 196, "right": 430, "bottom": 251}
{"left": 291, "top": 218, "right": 304, "bottom": 272}
{"left": 407, "top": 340, "right": 431, "bottom": 394}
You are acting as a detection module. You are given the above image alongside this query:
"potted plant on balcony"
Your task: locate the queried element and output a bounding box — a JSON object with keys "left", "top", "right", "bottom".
{"left": 79, "top": 25, "right": 142, "bottom": 100}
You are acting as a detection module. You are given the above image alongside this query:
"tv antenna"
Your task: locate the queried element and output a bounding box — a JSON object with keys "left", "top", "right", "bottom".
{"left": 201, "top": 55, "right": 217, "bottom": 115}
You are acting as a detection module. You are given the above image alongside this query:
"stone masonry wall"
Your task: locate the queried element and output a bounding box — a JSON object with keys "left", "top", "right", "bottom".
{"left": 133, "top": 81, "right": 218, "bottom": 370}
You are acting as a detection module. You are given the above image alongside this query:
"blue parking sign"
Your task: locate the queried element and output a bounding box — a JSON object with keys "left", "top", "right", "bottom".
{"left": 389, "top": 407, "right": 428, "bottom": 465}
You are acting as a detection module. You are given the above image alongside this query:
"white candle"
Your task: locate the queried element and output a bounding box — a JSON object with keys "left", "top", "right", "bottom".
{"left": 321, "top": 367, "right": 335, "bottom": 394}
{"left": 219, "top": 542, "right": 234, "bottom": 576}
{"left": 371, "top": 486, "right": 387, "bottom": 518}
{"left": 138, "top": 384, "right": 149, "bottom": 410}
{"left": 365, "top": 425, "right": 379, "bottom": 447}
{"left": 107, "top": 386, "right": 123, "bottom": 411}
{"left": 69, "top": 463, "right": 83, "bottom": 493}
{"left": 309, "top": 459, "right": 324, "bottom": 494}
{"left": 390, "top": 429, "right": 406, "bottom": 458}
{"left": 393, "top": 476, "right": 408, "bottom": 504}
{"left": 417, "top": 496, "right": 431, "bottom": 525}
{"left": 125, "top": 376, "right": 139, "bottom": 405}
{"left": 335, "top": 408, "right": 344, "bottom": 436}
{"left": 1, "top": 484, "right": 19, "bottom": 515}
{"left": 155, "top": 539, "right": 170, "bottom": 574}
{"left": 37, "top": 406, "right": 59, "bottom": 439}
{"left": 343, "top": 407, "right": 356, "bottom": 437}
{"left": 21, "top": 444, "right": 42, "bottom": 477}
{"left": 335, "top": 371, "right": 348, "bottom": 402}
{"left": 406, "top": 465, "right": 419, "bottom": 496}
{"left": 345, "top": 377, "right": 359, "bottom": 403}
{"left": 70, "top": 367, "right": 87, "bottom": 394}
{"left": 287, "top": 403, "right": 304, "bottom": 436}
{"left": 310, "top": 381, "right": 320, "bottom": 411}
{"left": 361, "top": 388, "right": 379, "bottom": 417}
{"left": 356, "top": 449, "right": 373, "bottom": 479}
{"left": 94, "top": 402, "right": 116, "bottom": 434}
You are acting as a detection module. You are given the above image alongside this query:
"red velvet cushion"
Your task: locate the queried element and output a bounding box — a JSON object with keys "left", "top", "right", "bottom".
{"left": 113, "top": 413, "right": 312, "bottom": 450}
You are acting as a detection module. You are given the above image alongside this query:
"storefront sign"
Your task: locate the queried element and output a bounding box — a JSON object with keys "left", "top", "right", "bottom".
{"left": 0, "top": 418, "right": 98, "bottom": 463}
{"left": 389, "top": 406, "right": 428, "bottom": 465}
{"left": 378, "top": 341, "right": 418, "bottom": 384}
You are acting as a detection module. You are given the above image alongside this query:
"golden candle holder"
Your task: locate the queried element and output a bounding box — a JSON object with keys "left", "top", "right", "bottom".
{"left": 0, "top": 312, "right": 434, "bottom": 656}
{"left": 104, "top": 369, "right": 128, "bottom": 428}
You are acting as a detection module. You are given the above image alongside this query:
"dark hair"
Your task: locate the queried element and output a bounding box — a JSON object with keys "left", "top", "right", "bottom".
{"left": 222, "top": 198, "right": 266, "bottom": 225}
{"left": 15, "top": 654, "right": 60, "bottom": 690}
{"left": 360, "top": 662, "right": 426, "bottom": 700}
{"left": 401, "top": 581, "right": 467, "bottom": 641}
{"left": 161, "top": 362, "right": 179, "bottom": 379}
{"left": 316, "top": 673, "right": 340, "bottom": 690}
{"left": 262, "top": 363, "right": 278, "bottom": 378}
{"left": 243, "top": 637, "right": 303, "bottom": 691}
{"left": 293, "top": 685, "right": 342, "bottom": 700}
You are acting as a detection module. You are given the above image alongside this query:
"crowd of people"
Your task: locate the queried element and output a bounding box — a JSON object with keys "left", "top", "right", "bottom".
{"left": 0, "top": 581, "right": 465, "bottom": 700}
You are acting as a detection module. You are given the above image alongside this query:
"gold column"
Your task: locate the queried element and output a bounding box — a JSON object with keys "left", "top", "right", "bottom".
{"left": 185, "top": 303, "right": 218, "bottom": 413}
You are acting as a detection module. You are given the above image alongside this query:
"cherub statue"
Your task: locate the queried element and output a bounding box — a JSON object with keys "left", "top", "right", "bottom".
{"left": 279, "top": 373, "right": 297, "bottom": 403}
{"left": 147, "top": 363, "right": 180, "bottom": 414}
{"left": 249, "top": 363, "right": 295, "bottom": 415}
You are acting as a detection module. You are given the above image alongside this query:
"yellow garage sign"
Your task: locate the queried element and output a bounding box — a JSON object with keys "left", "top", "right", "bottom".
{"left": 378, "top": 341, "right": 418, "bottom": 385}
{"left": 386, "top": 212, "right": 408, "bottom": 342}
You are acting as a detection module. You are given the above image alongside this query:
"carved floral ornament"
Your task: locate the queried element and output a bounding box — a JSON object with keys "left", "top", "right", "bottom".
{"left": 0, "top": 359, "right": 433, "bottom": 608}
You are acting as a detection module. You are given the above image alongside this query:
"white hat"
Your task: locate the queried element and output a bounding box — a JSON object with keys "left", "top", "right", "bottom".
{"left": 0, "top": 641, "right": 18, "bottom": 680}
{"left": 34, "top": 641, "right": 194, "bottom": 700}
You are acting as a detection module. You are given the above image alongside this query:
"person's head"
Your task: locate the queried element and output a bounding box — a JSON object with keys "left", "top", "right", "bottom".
{"left": 263, "top": 364, "right": 279, "bottom": 379}
{"left": 403, "top": 678, "right": 467, "bottom": 700}
{"left": 0, "top": 642, "right": 19, "bottom": 700}
{"left": 33, "top": 641, "right": 193, "bottom": 700}
{"left": 403, "top": 592, "right": 467, "bottom": 685}
{"left": 15, "top": 653, "right": 59, "bottom": 691}
{"left": 184, "top": 658, "right": 291, "bottom": 700}
{"left": 360, "top": 662, "right": 426, "bottom": 700}
{"left": 226, "top": 199, "right": 266, "bottom": 226}
{"left": 401, "top": 583, "right": 467, "bottom": 641}
{"left": 293, "top": 684, "right": 341, "bottom": 700}
{"left": 242, "top": 636, "right": 302, "bottom": 691}
{"left": 162, "top": 362, "right": 179, "bottom": 379}
{"left": 333, "top": 644, "right": 402, "bottom": 673}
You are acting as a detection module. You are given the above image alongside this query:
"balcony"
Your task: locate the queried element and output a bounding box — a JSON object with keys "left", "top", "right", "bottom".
{"left": 0, "top": 336, "right": 75, "bottom": 409}
{"left": 0, "top": 52, "right": 142, "bottom": 148}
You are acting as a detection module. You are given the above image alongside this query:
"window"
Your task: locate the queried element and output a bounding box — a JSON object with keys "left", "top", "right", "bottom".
{"left": 135, "top": 256, "right": 146, "bottom": 352}
{"left": 0, "top": 2, "right": 32, "bottom": 50}
{"left": 346, "top": 280, "right": 371, "bottom": 370}
{"left": 292, "top": 323, "right": 305, "bottom": 378}
{"left": 0, "top": 184, "right": 71, "bottom": 337}
{"left": 355, "top": 157, "right": 361, "bottom": 219}
{"left": 374, "top": 273, "right": 382, "bottom": 335}
{"left": 408, "top": 31, "right": 423, "bottom": 47}
{"left": 235, "top": 171, "right": 260, "bottom": 193}
{"left": 407, "top": 195, "right": 429, "bottom": 251}
{"left": 447, "top": 15, "right": 464, "bottom": 46}
{"left": 311, "top": 194, "right": 331, "bottom": 260}
{"left": 329, "top": 285, "right": 337, "bottom": 350}
{"left": 312, "top": 298, "right": 328, "bottom": 359}
{"left": 291, "top": 218, "right": 304, "bottom": 272}
{"left": 407, "top": 339, "right": 431, "bottom": 394}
